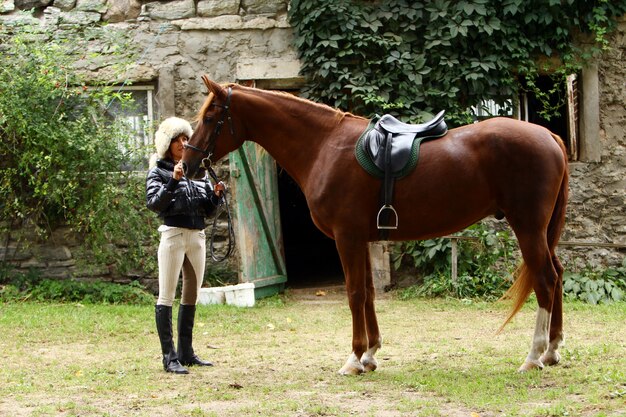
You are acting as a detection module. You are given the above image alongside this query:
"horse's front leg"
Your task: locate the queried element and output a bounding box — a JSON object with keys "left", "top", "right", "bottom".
{"left": 336, "top": 237, "right": 369, "bottom": 375}
{"left": 360, "top": 247, "right": 382, "bottom": 372}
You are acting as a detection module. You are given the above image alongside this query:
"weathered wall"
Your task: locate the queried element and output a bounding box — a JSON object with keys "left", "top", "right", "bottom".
{"left": 1, "top": 0, "right": 295, "bottom": 113}
{"left": 562, "top": 16, "right": 626, "bottom": 269}
{"left": 0, "top": 1, "right": 624, "bottom": 285}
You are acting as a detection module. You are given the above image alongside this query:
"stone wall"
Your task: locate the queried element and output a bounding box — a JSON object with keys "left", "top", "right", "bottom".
{"left": 562, "top": 17, "right": 626, "bottom": 269}
{"left": 0, "top": 1, "right": 624, "bottom": 285}
{"left": 1, "top": 0, "right": 296, "bottom": 113}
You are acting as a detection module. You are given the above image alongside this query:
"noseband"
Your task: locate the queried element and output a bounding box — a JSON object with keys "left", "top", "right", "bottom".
{"left": 184, "top": 87, "right": 234, "bottom": 168}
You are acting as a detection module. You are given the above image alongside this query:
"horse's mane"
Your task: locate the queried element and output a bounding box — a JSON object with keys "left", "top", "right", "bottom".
{"left": 194, "top": 82, "right": 366, "bottom": 125}
{"left": 194, "top": 90, "right": 216, "bottom": 124}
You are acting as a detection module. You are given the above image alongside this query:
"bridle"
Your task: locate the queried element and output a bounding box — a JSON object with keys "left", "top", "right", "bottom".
{"left": 184, "top": 86, "right": 236, "bottom": 262}
{"left": 184, "top": 86, "right": 234, "bottom": 169}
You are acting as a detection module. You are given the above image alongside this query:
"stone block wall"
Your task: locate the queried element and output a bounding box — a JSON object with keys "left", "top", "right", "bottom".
{"left": 561, "top": 17, "right": 626, "bottom": 269}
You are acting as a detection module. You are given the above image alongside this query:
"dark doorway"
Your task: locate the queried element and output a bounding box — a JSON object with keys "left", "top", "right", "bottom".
{"left": 277, "top": 166, "right": 344, "bottom": 288}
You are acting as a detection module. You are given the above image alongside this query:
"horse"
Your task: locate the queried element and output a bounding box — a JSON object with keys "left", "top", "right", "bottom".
{"left": 182, "top": 76, "right": 569, "bottom": 375}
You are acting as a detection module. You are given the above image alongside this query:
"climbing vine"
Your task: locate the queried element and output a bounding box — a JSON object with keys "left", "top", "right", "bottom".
{"left": 289, "top": 0, "right": 626, "bottom": 124}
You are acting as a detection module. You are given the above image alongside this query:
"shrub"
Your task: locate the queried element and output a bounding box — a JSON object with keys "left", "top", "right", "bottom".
{"left": 394, "top": 222, "right": 517, "bottom": 300}
{"left": 563, "top": 258, "right": 625, "bottom": 304}
{"left": 0, "top": 20, "right": 158, "bottom": 276}
{"left": 0, "top": 267, "right": 154, "bottom": 304}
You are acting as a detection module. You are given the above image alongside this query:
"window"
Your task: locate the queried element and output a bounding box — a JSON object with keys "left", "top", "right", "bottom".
{"left": 105, "top": 84, "right": 158, "bottom": 170}
{"left": 473, "top": 74, "right": 581, "bottom": 161}
{"left": 518, "top": 74, "right": 579, "bottom": 160}
{"left": 471, "top": 98, "right": 514, "bottom": 120}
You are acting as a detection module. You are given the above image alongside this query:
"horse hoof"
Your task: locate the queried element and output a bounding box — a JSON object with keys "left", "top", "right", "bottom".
{"left": 540, "top": 351, "right": 561, "bottom": 367}
{"left": 361, "top": 355, "right": 378, "bottom": 372}
{"left": 362, "top": 360, "right": 377, "bottom": 372}
{"left": 518, "top": 359, "right": 544, "bottom": 372}
{"left": 338, "top": 353, "right": 365, "bottom": 375}
{"left": 338, "top": 365, "right": 364, "bottom": 376}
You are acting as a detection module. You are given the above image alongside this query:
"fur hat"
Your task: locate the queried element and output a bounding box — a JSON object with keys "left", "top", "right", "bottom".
{"left": 154, "top": 117, "right": 193, "bottom": 159}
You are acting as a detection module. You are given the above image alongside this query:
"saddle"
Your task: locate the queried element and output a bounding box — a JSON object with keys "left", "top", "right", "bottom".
{"left": 355, "top": 111, "right": 448, "bottom": 238}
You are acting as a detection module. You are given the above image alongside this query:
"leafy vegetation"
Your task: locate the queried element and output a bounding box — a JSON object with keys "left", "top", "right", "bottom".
{"left": 0, "top": 20, "right": 159, "bottom": 276}
{"left": 393, "top": 222, "right": 625, "bottom": 304}
{"left": 563, "top": 258, "right": 626, "bottom": 304}
{"left": 394, "top": 222, "right": 517, "bottom": 299}
{"left": 289, "top": 0, "right": 626, "bottom": 124}
{"left": 0, "top": 265, "right": 154, "bottom": 304}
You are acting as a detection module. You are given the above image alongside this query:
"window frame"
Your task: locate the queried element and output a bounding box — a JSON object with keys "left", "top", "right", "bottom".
{"left": 105, "top": 84, "right": 158, "bottom": 171}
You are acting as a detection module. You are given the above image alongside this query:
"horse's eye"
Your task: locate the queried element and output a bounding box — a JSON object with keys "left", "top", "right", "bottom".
{"left": 204, "top": 116, "right": 213, "bottom": 124}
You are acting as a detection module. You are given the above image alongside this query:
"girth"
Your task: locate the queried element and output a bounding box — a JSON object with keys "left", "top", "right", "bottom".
{"left": 355, "top": 111, "right": 448, "bottom": 239}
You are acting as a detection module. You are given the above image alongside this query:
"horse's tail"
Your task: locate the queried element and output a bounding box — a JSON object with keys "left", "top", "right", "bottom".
{"left": 497, "top": 132, "right": 569, "bottom": 333}
{"left": 546, "top": 133, "right": 569, "bottom": 254}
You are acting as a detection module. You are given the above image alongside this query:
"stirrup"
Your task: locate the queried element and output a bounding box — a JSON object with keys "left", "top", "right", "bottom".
{"left": 376, "top": 205, "right": 398, "bottom": 230}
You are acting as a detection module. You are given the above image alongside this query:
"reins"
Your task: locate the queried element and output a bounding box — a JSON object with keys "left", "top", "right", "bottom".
{"left": 184, "top": 87, "right": 236, "bottom": 262}
{"left": 206, "top": 165, "right": 235, "bottom": 263}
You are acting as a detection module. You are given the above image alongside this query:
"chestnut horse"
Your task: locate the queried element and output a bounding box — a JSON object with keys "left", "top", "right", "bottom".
{"left": 183, "top": 76, "right": 569, "bottom": 375}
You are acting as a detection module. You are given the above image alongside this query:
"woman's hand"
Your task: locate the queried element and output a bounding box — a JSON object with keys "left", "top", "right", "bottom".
{"left": 214, "top": 181, "right": 226, "bottom": 198}
{"left": 173, "top": 161, "right": 184, "bottom": 180}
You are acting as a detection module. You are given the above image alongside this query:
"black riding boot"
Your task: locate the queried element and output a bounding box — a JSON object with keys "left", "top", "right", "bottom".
{"left": 178, "top": 304, "right": 213, "bottom": 367}
{"left": 155, "top": 305, "right": 189, "bottom": 374}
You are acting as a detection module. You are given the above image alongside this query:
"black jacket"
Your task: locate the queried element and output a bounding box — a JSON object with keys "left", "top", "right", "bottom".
{"left": 146, "top": 159, "right": 219, "bottom": 230}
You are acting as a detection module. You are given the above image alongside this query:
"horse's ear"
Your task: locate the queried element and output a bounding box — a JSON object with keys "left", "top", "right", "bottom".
{"left": 201, "top": 75, "right": 226, "bottom": 99}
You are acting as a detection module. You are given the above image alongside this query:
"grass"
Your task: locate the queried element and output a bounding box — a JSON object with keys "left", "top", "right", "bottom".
{"left": 0, "top": 292, "right": 624, "bottom": 417}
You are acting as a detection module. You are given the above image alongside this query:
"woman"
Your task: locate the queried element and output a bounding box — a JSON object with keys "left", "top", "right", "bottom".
{"left": 146, "top": 117, "right": 225, "bottom": 374}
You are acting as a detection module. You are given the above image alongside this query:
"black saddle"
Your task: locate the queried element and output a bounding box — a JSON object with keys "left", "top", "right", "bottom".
{"left": 363, "top": 110, "right": 447, "bottom": 175}
{"left": 355, "top": 111, "right": 448, "bottom": 237}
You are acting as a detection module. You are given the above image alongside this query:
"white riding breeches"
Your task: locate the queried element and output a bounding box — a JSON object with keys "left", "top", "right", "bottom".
{"left": 156, "top": 226, "right": 206, "bottom": 306}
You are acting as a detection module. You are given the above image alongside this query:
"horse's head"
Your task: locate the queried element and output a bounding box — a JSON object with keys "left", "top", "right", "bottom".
{"left": 182, "top": 76, "right": 244, "bottom": 179}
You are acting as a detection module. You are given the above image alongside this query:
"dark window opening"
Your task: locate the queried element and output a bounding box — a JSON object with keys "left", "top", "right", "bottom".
{"left": 519, "top": 74, "right": 579, "bottom": 160}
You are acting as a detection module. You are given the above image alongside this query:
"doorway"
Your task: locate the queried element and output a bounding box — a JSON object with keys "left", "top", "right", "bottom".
{"left": 277, "top": 166, "right": 344, "bottom": 288}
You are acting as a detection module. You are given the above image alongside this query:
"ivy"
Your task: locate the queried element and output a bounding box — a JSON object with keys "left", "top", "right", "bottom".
{"left": 289, "top": 0, "right": 626, "bottom": 124}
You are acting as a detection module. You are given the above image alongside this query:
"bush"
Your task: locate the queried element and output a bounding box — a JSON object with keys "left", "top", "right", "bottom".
{"left": 0, "top": 20, "right": 158, "bottom": 276}
{"left": 394, "top": 222, "right": 517, "bottom": 300}
{"left": 563, "top": 258, "right": 625, "bottom": 304}
{"left": 0, "top": 266, "right": 154, "bottom": 304}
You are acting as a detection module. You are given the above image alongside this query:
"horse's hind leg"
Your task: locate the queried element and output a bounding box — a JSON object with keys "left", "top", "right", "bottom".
{"left": 360, "top": 248, "right": 382, "bottom": 372}
{"left": 540, "top": 254, "right": 564, "bottom": 367}
{"left": 515, "top": 233, "right": 560, "bottom": 371}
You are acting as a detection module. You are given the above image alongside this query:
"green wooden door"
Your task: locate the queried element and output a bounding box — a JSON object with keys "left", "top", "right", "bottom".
{"left": 229, "top": 142, "right": 287, "bottom": 299}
